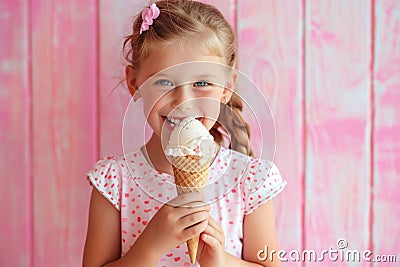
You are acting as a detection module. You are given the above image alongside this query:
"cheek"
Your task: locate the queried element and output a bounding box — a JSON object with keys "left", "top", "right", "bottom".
{"left": 202, "top": 100, "right": 220, "bottom": 115}
{"left": 198, "top": 98, "right": 222, "bottom": 129}
{"left": 141, "top": 93, "right": 163, "bottom": 118}
{"left": 142, "top": 100, "right": 162, "bottom": 136}
{"left": 200, "top": 89, "right": 224, "bottom": 112}
{"left": 141, "top": 101, "right": 153, "bottom": 119}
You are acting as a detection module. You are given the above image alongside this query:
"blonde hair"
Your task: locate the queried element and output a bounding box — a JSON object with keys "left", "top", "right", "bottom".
{"left": 124, "top": 0, "right": 253, "bottom": 156}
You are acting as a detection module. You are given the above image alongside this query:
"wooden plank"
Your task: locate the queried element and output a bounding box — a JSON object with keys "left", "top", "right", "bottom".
{"left": 0, "top": 1, "right": 30, "bottom": 266}
{"left": 99, "top": 0, "right": 140, "bottom": 157}
{"left": 99, "top": 0, "right": 235, "bottom": 157}
{"left": 237, "top": 0, "right": 303, "bottom": 260}
{"left": 372, "top": 0, "right": 400, "bottom": 265}
{"left": 304, "top": 1, "right": 372, "bottom": 266}
{"left": 31, "top": 0, "right": 97, "bottom": 265}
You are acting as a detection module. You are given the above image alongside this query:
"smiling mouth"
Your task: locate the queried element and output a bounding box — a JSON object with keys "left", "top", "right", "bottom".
{"left": 165, "top": 117, "right": 181, "bottom": 126}
{"left": 162, "top": 116, "right": 203, "bottom": 128}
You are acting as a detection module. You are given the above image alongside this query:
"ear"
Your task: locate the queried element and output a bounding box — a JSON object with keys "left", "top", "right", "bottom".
{"left": 221, "top": 70, "right": 237, "bottom": 103}
{"left": 126, "top": 65, "right": 141, "bottom": 100}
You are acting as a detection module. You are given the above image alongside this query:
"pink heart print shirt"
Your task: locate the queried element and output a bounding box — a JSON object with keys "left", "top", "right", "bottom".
{"left": 87, "top": 146, "right": 287, "bottom": 266}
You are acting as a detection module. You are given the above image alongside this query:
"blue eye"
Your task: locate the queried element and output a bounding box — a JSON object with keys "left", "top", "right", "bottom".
{"left": 193, "top": 81, "right": 211, "bottom": 87}
{"left": 155, "top": 79, "right": 173, "bottom": 86}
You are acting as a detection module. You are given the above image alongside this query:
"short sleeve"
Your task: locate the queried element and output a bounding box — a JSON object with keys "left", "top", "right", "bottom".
{"left": 242, "top": 158, "right": 287, "bottom": 215}
{"left": 86, "top": 156, "right": 122, "bottom": 210}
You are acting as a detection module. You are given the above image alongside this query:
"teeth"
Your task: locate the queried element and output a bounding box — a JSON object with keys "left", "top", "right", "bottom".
{"left": 166, "top": 117, "right": 181, "bottom": 126}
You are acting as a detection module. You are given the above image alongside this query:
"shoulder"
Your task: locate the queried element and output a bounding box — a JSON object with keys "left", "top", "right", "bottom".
{"left": 87, "top": 154, "right": 130, "bottom": 180}
{"left": 218, "top": 146, "right": 277, "bottom": 173}
{"left": 87, "top": 148, "right": 145, "bottom": 179}
{"left": 86, "top": 148, "right": 143, "bottom": 210}
{"left": 218, "top": 147, "right": 287, "bottom": 214}
{"left": 217, "top": 146, "right": 250, "bottom": 166}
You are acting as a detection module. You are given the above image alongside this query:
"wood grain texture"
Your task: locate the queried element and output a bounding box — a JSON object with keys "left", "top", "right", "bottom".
{"left": 2, "top": 0, "right": 400, "bottom": 266}
{"left": 305, "top": 0, "right": 372, "bottom": 266}
{"left": 237, "top": 0, "right": 303, "bottom": 260}
{"left": 372, "top": 0, "right": 400, "bottom": 265}
{"left": 99, "top": 0, "right": 141, "bottom": 157}
{"left": 0, "top": 1, "right": 30, "bottom": 266}
{"left": 30, "top": 0, "right": 97, "bottom": 265}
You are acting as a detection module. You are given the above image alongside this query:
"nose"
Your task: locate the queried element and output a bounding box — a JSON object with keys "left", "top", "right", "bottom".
{"left": 170, "top": 84, "right": 194, "bottom": 110}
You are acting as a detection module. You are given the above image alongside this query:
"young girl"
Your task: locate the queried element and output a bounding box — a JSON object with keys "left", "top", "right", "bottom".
{"left": 83, "top": 1, "right": 286, "bottom": 266}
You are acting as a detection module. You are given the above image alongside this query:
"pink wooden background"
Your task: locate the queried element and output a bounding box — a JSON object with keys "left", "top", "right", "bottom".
{"left": 1, "top": 0, "right": 399, "bottom": 266}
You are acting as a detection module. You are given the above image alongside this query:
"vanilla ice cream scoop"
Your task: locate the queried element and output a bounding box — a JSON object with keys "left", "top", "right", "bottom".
{"left": 164, "top": 117, "right": 216, "bottom": 164}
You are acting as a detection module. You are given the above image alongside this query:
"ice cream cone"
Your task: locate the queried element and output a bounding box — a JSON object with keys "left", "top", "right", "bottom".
{"left": 164, "top": 117, "right": 216, "bottom": 264}
{"left": 171, "top": 155, "right": 211, "bottom": 264}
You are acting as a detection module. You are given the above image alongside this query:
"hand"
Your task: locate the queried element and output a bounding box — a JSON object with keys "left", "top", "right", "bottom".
{"left": 133, "top": 192, "right": 210, "bottom": 258}
{"left": 197, "top": 216, "right": 227, "bottom": 267}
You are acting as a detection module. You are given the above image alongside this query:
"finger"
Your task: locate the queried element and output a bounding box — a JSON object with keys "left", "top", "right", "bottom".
{"left": 179, "top": 210, "right": 210, "bottom": 229}
{"left": 168, "top": 192, "right": 206, "bottom": 207}
{"left": 206, "top": 216, "right": 220, "bottom": 229}
{"left": 201, "top": 233, "right": 222, "bottom": 251}
{"left": 197, "top": 238, "right": 205, "bottom": 257}
{"left": 174, "top": 203, "right": 210, "bottom": 218}
{"left": 180, "top": 219, "right": 208, "bottom": 241}
{"left": 204, "top": 217, "right": 225, "bottom": 242}
{"left": 202, "top": 223, "right": 224, "bottom": 246}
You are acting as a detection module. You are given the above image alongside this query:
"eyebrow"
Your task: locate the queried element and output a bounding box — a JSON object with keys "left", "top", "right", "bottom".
{"left": 145, "top": 72, "right": 160, "bottom": 81}
{"left": 193, "top": 74, "right": 220, "bottom": 80}
{"left": 148, "top": 72, "right": 221, "bottom": 80}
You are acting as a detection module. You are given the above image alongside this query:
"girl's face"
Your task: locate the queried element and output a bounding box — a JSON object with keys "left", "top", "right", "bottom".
{"left": 128, "top": 45, "right": 234, "bottom": 140}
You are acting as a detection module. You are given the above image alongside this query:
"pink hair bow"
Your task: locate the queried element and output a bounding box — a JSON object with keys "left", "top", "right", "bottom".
{"left": 140, "top": 3, "right": 160, "bottom": 34}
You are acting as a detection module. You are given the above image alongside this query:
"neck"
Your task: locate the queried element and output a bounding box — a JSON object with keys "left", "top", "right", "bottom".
{"left": 143, "top": 134, "right": 173, "bottom": 175}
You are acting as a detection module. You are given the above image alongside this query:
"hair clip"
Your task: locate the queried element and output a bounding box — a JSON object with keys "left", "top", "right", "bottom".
{"left": 140, "top": 3, "right": 160, "bottom": 34}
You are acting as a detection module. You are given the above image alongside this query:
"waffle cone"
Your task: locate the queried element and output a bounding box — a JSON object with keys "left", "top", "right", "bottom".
{"left": 171, "top": 155, "right": 211, "bottom": 264}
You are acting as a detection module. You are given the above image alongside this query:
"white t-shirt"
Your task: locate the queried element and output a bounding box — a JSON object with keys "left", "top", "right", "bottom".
{"left": 87, "top": 146, "right": 287, "bottom": 266}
